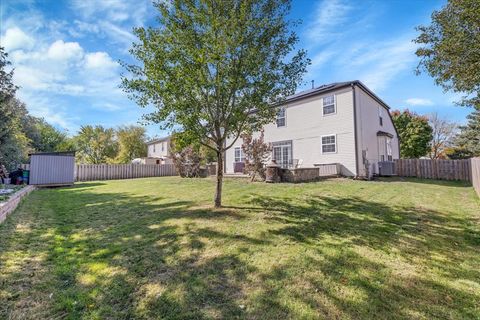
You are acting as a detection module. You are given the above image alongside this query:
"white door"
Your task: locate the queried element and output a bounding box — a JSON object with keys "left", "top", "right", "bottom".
{"left": 272, "top": 141, "right": 292, "bottom": 168}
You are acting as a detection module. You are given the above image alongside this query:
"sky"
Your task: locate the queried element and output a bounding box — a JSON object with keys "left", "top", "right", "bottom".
{"left": 0, "top": 0, "right": 472, "bottom": 138}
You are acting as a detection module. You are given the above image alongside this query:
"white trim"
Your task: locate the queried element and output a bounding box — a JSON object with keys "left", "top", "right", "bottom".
{"left": 321, "top": 134, "right": 337, "bottom": 154}
{"left": 276, "top": 106, "right": 287, "bottom": 128}
{"left": 234, "top": 147, "right": 245, "bottom": 163}
{"left": 322, "top": 94, "right": 337, "bottom": 116}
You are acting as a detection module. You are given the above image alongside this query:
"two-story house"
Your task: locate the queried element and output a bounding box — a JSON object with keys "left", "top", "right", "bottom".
{"left": 142, "top": 136, "right": 172, "bottom": 164}
{"left": 225, "top": 80, "right": 400, "bottom": 178}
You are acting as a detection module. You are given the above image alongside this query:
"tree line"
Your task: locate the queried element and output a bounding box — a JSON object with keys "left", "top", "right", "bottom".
{"left": 391, "top": 108, "right": 479, "bottom": 160}
{"left": 0, "top": 47, "right": 148, "bottom": 170}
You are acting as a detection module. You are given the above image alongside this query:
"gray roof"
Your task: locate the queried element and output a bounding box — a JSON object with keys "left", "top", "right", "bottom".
{"left": 282, "top": 80, "right": 391, "bottom": 109}
{"left": 147, "top": 136, "right": 171, "bottom": 145}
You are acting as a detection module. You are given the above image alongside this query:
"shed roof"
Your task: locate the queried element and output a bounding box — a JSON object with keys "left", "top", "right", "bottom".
{"left": 29, "top": 151, "right": 76, "bottom": 157}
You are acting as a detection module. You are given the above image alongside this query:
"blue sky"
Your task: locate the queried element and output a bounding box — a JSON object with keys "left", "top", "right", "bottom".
{"left": 0, "top": 0, "right": 470, "bottom": 138}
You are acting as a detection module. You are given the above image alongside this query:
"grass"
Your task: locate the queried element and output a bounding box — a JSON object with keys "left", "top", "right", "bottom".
{"left": 0, "top": 177, "right": 479, "bottom": 319}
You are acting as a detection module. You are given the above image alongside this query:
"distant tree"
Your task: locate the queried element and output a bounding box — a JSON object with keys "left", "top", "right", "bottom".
{"left": 428, "top": 112, "right": 457, "bottom": 159}
{"left": 122, "top": 0, "right": 309, "bottom": 207}
{"left": 414, "top": 0, "right": 480, "bottom": 109}
{"left": 31, "top": 119, "right": 69, "bottom": 152}
{"left": 114, "top": 125, "right": 147, "bottom": 163}
{"left": 0, "top": 48, "right": 25, "bottom": 170}
{"left": 76, "top": 125, "right": 118, "bottom": 164}
{"left": 392, "top": 110, "right": 433, "bottom": 158}
{"left": 241, "top": 130, "right": 271, "bottom": 181}
{"left": 450, "top": 109, "right": 480, "bottom": 158}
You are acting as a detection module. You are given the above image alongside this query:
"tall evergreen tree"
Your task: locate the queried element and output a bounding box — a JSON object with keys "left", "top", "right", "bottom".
{"left": 452, "top": 109, "right": 480, "bottom": 158}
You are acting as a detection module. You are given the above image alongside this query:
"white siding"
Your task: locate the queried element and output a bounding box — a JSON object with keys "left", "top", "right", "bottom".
{"left": 147, "top": 140, "right": 170, "bottom": 158}
{"left": 225, "top": 87, "right": 358, "bottom": 176}
{"left": 355, "top": 87, "right": 400, "bottom": 176}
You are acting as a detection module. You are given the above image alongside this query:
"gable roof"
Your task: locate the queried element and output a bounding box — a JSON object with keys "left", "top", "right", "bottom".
{"left": 283, "top": 80, "right": 391, "bottom": 110}
{"left": 147, "top": 136, "right": 171, "bottom": 145}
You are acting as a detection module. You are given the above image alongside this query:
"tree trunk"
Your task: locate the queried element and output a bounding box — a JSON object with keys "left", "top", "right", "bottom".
{"left": 214, "top": 150, "right": 223, "bottom": 208}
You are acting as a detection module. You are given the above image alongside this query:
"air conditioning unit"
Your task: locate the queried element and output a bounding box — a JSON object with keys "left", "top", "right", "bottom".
{"left": 378, "top": 161, "right": 395, "bottom": 176}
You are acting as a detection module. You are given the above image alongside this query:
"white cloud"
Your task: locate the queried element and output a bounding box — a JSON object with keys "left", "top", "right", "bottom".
{"left": 307, "top": 0, "right": 352, "bottom": 43}
{"left": 85, "top": 51, "right": 118, "bottom": 70}
{"left": 47, "top": 40, "right": 84, "bottom": 61}
{"left": 405, "top": 98, "right": 434, "bottom": 106}
{"left": 357, "top": 38, "right": 416, "bottom": 92}
{"left": 2, "top": 27, "right": 35, "bottom": 51}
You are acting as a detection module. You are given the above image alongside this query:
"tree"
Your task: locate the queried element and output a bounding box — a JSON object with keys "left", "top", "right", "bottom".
{"left": 0, "top": 48, "right": 24, "bottom": 170}
{"left": 75, "top": 125, "right": 118, "bottom": 164}
{"left": 451, "top": 109, "right": 480, "bottom": 157}
{"left": 428, "top": 112, "right": 457, "bottom": 159}
{"left": 122, "top": 0, "right": 309, "bottom": 207}
{"left": 414, "top": 0, "right": 480, "bottom": 109}
{"left": 115, "top": 125, "right": 147, "bottom": 163}
{"left": 241, "top": 130, "right": 271, "bottom": 181}
{"left": 391, "top": 110, "right": 433, "bottom": 158}
{"left": 31, "top": 119, "right": 69, "bottom": 152}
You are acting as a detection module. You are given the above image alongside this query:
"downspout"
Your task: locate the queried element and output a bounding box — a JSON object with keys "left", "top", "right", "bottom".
{"left": 352, "top": 84, "right": 360, "bottom": 178}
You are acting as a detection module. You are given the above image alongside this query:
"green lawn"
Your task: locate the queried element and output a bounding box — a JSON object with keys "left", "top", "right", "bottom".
{"left": 0, "top": 177, "right": 479, "bottom": 319}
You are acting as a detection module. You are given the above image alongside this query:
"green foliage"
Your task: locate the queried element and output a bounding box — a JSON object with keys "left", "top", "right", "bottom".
{"left": 114, "top": 125, "right": 147, "bottom": 163}
{"left": 414, "top": 0, "right": 480, "bottom": 109}
{"left": 392, "top": 110, "right": 433, "bottom": 158}
{"left": 122, "top": 0, "right": 309, "bottom": 206}
{"left": 451, "top": 109, "right": 480, "bottom": 157}
{"left": 75, "top": 125, "right": 118, "bottom": 164}
{"left": 31, "top": 119, "right": 69, "bottom": 152}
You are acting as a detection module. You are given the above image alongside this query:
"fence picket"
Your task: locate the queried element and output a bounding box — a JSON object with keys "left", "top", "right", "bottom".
{"left": 68, "top": 164, "right": 177, "bottom": 181}
{"left": 394, "top": 159, "right": 472, "bottom": 182}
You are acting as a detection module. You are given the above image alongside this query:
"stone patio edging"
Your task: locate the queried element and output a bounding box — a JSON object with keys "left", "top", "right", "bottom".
{"left": 0, "top": 185, "right": 36, "bottom": 224}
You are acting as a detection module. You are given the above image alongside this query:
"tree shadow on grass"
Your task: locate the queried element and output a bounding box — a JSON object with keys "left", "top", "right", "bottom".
{"left": 1, "top": 185, "right": 479, "bottom": 319}
{"left": 242, "top": 194, "right": 480, "bottom": 318}
{"left": 0, "top": 186, "right": 258, "bottom": 319}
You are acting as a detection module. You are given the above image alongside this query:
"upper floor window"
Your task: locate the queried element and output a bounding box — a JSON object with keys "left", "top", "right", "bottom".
{"left": 323, "top": 95, "right": 336, "bottom": 115}
{"left": 161, "top": 142, "right": 164, "bottom": 151}
{"left": 321, "top": 135, "right": 336, "bottom": 153}
{"left": 234, "top": 147, "right": 245, "bottom": 163}
{"left": 379, "top": 107, "right": 383, "bottom": 126}
{"left": 153, "top": 144, "right": 156, "bottom": 152}
{"left": 276, "top": 107, "right": 286, "bottom": 127}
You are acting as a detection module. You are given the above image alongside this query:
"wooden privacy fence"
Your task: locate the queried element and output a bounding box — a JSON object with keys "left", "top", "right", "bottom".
{"left": 75, "top": 164, "right": 177, "bottom": 181}
{"left": 394, "top": 159, "right": 472, "bottom": 182}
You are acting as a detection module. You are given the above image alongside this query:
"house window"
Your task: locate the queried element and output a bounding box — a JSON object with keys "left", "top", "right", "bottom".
{"left": 386, "top": 137, "right": 393, "bottom": 161}
{"left": 379, "top": 107, "right": 383, "bottom": 126}
{"left": 153, "top": 144, "right": 156, "bottom": 152}
{"left": 272, "top": 141, "right": 292, "bottom": 168}
{"left": 161, "top": 142, "right": 164, "bottom": 151}
{"left": 276, "top": 107, "right": 286, "bottom": 127}
{"left": 379, "top": 116, "right": 383, "bottom": 126}
{"left": 321, "top": 135, "right": 336, "bottom": 153}
{"left": 234, "top": 147, "right": 245, "bottom": 163}
{"left": 323, "top": 95, "right": 336, "bottom": 115}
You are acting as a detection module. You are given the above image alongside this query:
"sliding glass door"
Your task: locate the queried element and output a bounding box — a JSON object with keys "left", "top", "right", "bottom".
{"left": 272, "top": 141, "right": 292, "bottom": 168}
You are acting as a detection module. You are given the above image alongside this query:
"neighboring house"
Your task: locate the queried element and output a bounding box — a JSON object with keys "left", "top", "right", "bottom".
{"left": 138, "top": 136, "right": 172, "bottom": 164}
{"left": 225, "top": 80, "right": 400, "bottom": 177}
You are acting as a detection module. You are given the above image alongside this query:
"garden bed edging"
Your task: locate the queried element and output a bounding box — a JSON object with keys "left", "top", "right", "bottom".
{"left": 0, "top": 185, "right": 35, "bottom": 224}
